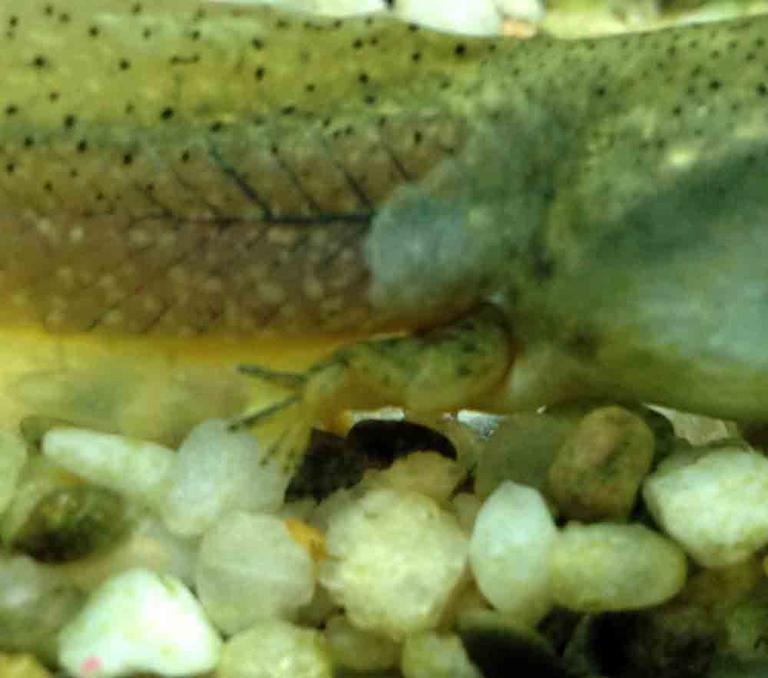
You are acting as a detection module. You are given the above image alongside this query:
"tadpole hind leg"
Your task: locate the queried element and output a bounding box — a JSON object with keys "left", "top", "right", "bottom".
{"left": 235, "top": 304, "right": 514, "bottom": 467}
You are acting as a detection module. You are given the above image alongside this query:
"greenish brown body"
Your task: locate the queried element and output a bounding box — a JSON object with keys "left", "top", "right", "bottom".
{"left": 0, "top": 0, "right": 489, "bottom": 336}
{"left": 3, "top": 1, "right": 768, "bottom": 422}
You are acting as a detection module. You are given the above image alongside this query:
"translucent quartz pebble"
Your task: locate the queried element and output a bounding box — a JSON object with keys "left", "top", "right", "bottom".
{"left": 319, "top": 488, "right": 468, "bottom": 639}
{"left": 12, "top": 484, "right": 129, "bottom": 564}
{"left": 0, "top": 554, "right": 82, "bottom": 662}
{"left": 42, "top": 428, "right": 174, "bottom": 510}
{"left": 195, "top": 511, "right": 315, "bottom": 634}
{"left": 366, "top": 451, "right": 467, "bottom": 502}
{"left": 550, "top": 523, "right": 687, "bottom": 612}
{"left": 159, "top": 420, "right": 291, "bottom": 537}
{"left": 58, "top": 568, "right": 221, "bottom": 678}
{"left": 0, "top": 432, "right": 27, "bottom": 515}
{"left": 55, "top": 514, "right": 197, "bottom": 591}
{"left": 644, "top": 448, "right": 768, "bottom": 567}
{"left": 474, "top": 413, "right": 578, "bottom": 497}
{"left": 393, "top": 0, "right": 503, "bottom": 35}
{"left": 2, "top": 457, "right": 78, "bottom": 546}
{"left": 469, "top": 481, "right": 557, "bottom": 625}
{"left": 401, "top": 632, "right": 481, "bottom": 678}
{"left": 325, "top": 614, "right": 400, "bottom": 672}
{"left": 218, "top": 620, "right": 333, "bottom": 678}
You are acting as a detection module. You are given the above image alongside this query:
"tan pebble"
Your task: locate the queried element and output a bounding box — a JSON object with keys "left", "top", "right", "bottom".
{"left": 547, "top": 406, "right": 654, "bottom": 521}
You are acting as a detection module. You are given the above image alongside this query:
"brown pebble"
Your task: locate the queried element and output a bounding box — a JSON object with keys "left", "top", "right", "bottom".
{"left": 547, "top": 406, "right": 655, "bottom": 521}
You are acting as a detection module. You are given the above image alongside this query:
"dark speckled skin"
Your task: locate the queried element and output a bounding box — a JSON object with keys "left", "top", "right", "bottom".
{"left": 2, "top": 0, "right": 768, "bottom": 419}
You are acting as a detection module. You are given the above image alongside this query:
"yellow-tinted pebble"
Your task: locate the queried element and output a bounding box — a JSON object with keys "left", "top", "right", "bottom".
{"left": 285, "top": 518, "right": 327, "bottom": 561}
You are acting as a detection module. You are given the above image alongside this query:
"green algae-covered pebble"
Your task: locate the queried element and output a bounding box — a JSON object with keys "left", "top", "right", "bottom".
{"left": 13, "top": 485, "right": 129, "bottom": 563}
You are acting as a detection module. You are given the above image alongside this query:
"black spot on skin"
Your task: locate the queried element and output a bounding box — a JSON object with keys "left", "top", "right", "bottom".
{"left": 529, "top": 239, "right": 555, "bottom": 282}
{"left": 32, "top": 55, "right": 49, "bottom": 68}
{"left": 118, "top": 58, "right": 131, "bottom": 70}
{"left": 413, "top": 131, "right": 423, "bottom": 145}
{"left": 565, "top": 330, "right": 598, "bottom": 360}
{"left": 169, "top": 54, "right": 200, "bottom": 65}
{"left": 255, "top": 66, "right": 266, "bottom": 80}
{"left": 758, "top": 83, "right": 768, "bottom": 96}
{"left": 5, "top": 105, "right": 18, "bottom": 116}
{"left": 76, "top": 139, "right": 88, "bottom": 153}
{"left": 180, "top": 150, "right": 191, "bottom": 162}
{"left": 352, "top": 38, "right": 364, "bottom": 49}
{"left": 281, "top": 105, "right": 296, "bottom": 115}
{"left": 358, "top": 72, "right": 369, "bottom": 84}
{"left": 363, "top": 94, "right": 376, "bottom": 105}
{"left": 454, "top": 43, "right": 467, "bottom": 57}
{"left": 594, "top": 85, "right": 607, "bottom": 97}
{"left": 122, "top": 152, "right": 134, "bottom": 165}
{"left": 142, "top": 28, "right": 152, "bottom": 39}
{"left": 209, "top": 121, "right": 223, "bottom": 132}
{"left": 305, "top": 83, "right": 316, "bottom": 93}
{"left": 23, "top": 136, "right": 34, "bottom": 148}
{"left": 251, "top": 37, "right": 264, "bottom": 49}
{"left": 49, "top": 91, "right": 60, "bottom": 102}
{"left": 5, "top": 162, "right": 16, "bottom": 174}
{"left": 190, "top": 29, "right": 201, "bottom": 41}
{"left": 8, "top": 16, "right": 18, "bottom": 27}
{"left": 44, "top": 5, "right": 54, "bottom": 17}
{"left": 160, "top": 107, "right": 174, "bottom": 120}
{"left": 63, "top": 114, "right": 76, "bottom": 128}
{"left": 44, "top": 181, "right": 53, "bottom": 192}
{"left": 672, "top": 105, "right": 683, "bottom": 116}
{"left": 58, "top": 13, "right": 70, "bottom": 23}
{"left": 125, "top": 103, "right": 135, "bottom": 114}
{"left": 131, "top": 3, "right": 143, "bottom": 14}
{"left": 709, "top": 79, "right": 722, "bottom": 91}
{"left": 411, "top": 51, "right": 421, "bottom": 62}
{"left": 88, "top": 25, "right": 100, "bottom": 37}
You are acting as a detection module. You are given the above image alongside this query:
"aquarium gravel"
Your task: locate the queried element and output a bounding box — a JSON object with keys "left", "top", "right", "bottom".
{"left": 2, "top": 401, "right": 768, "bottom": 677}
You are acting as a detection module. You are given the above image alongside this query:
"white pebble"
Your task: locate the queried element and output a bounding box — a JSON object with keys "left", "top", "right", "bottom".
{"left": 325, "top": 614, "right": 400, "bottom": 671}
{"left": 495, "top": 0, "right": 545, "bottom": 22}
{"left": 469, "top": 481, "right": 557, "bottom": 625}
{"left": 319, "top": 488, "right": 468, "bottom": 639}
{"left": 218, "top": 620, "right": 333, "bottom": 678}
{"left": 159, "top": 419, "right": 291, "bottom": 537}
{"left": 550, "top": 523, "right": 687, "bottom": 612}
{"left": 368, "top": 451, "right": 466, "bottom": 502}
{"left": 58, "top": 568, "right": 221, "bottom": 678}
{"left": 0, "top": 432, "right": 27, "bottom": 515}
{"left": 393, "top": 0, "right": 503, "bottom": 36}
{"left": 42, "top": 427, "right": 174, "bottom": 510}
{"left": 401, "top": 632, "right": 481, "bottom": 678}
{"left": 195, "top": 511, "right": 315, "bottom": 634}
{"left": 644, "top": 448, "right": 768, "bottom": 567}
